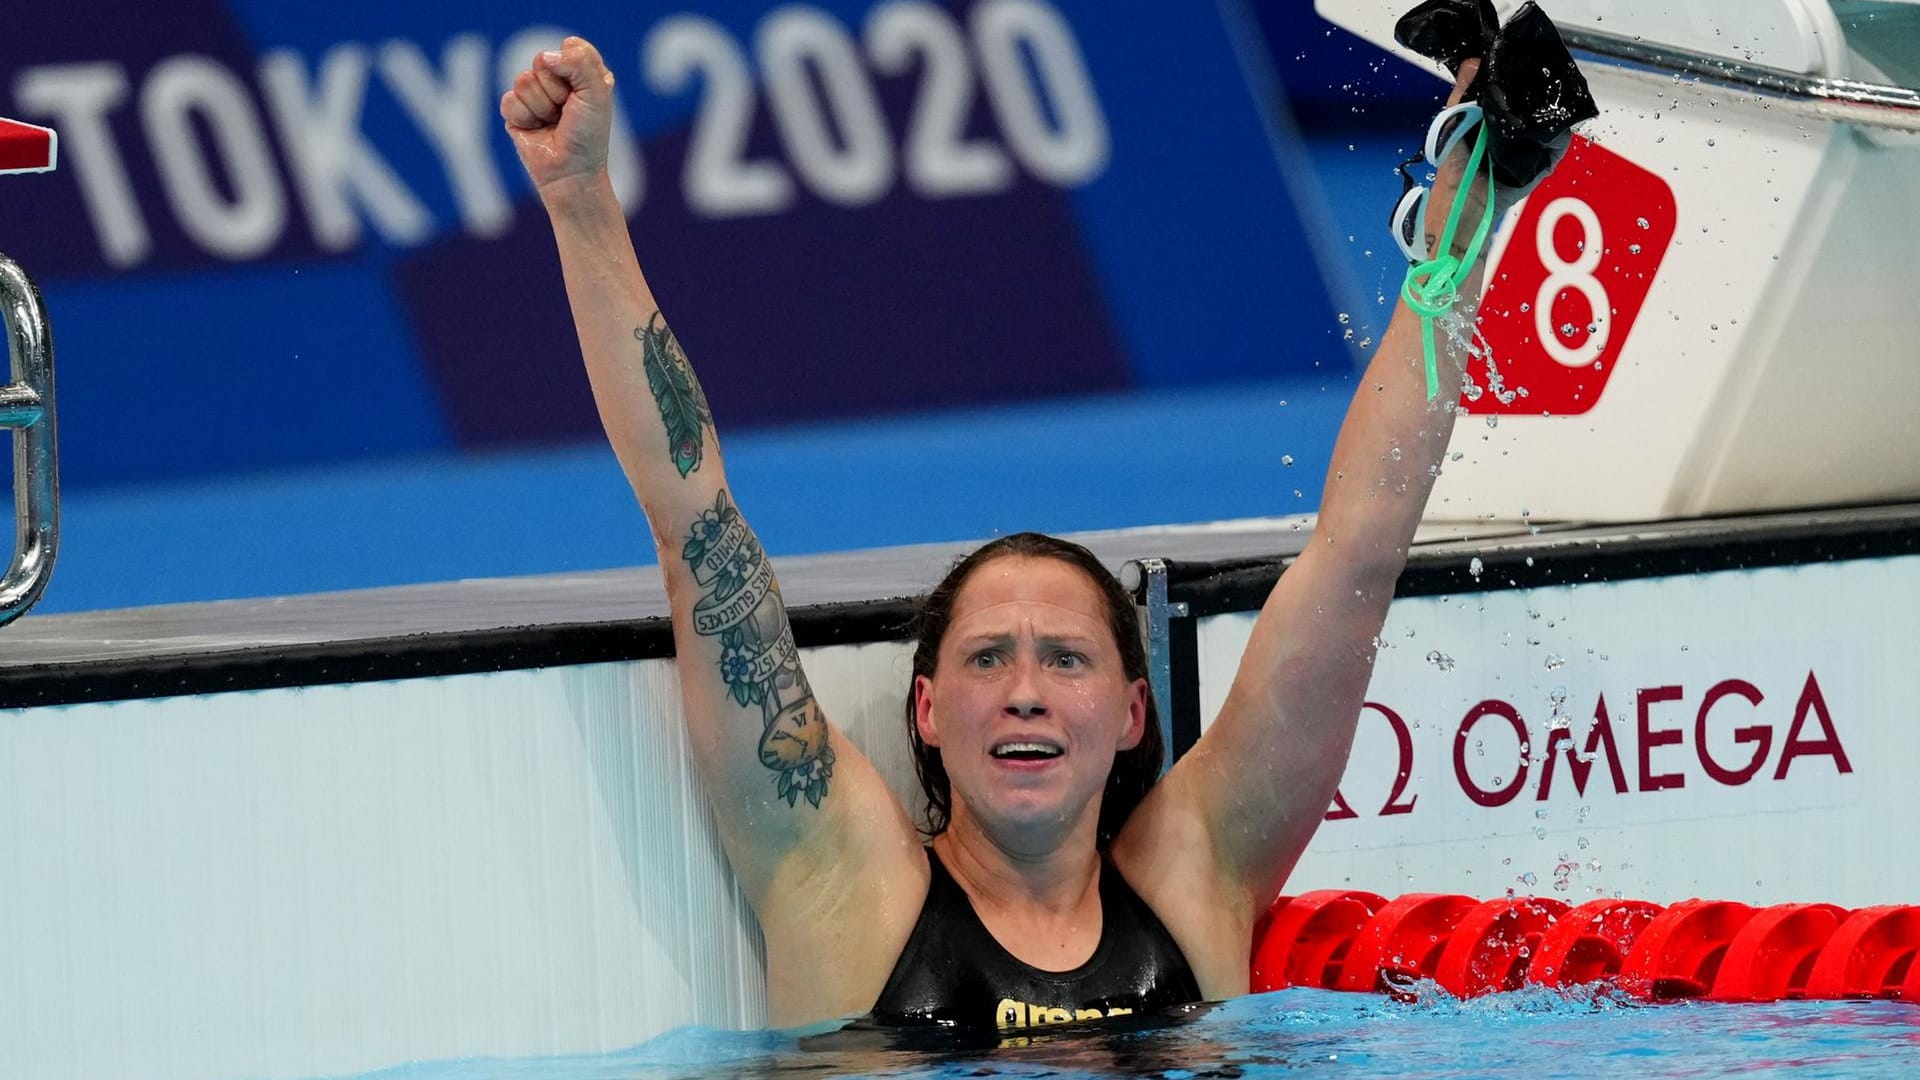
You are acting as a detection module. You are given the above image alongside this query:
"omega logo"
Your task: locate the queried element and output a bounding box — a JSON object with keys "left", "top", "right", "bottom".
{"left": 1327, "top": 670, "right": 1853, "bottom": 819}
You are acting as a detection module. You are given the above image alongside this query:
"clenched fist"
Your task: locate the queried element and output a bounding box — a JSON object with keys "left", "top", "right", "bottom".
{"left": 500, "top": 36, "right": 617, "bottom": 200}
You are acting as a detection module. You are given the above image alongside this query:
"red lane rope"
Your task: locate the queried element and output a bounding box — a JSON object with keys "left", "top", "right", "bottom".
{"left": 1253, "top": 893, "right": 1920, "bottom": 1002}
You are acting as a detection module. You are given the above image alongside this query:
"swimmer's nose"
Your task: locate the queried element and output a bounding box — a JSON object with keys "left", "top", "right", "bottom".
{"left": 1005, "top": 658, "right": 1047, "bottom": 718}
{"left": 1006, "top": 653, "right": 1052, "bottom": 718}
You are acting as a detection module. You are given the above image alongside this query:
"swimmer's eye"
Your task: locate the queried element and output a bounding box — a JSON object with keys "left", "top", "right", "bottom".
{"left": 969, "top": 649, "right": 1003, "bottom": 669}
{"left": 1050, "top": 650, "right": 1087, "bottom": 670}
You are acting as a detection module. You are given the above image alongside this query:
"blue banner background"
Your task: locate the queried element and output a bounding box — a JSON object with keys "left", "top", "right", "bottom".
{"left": 0, "top": 0, "right": 1446, "bottom": 612}
{"left": 0, "top": 0, "right": 1387, "bottom": 487}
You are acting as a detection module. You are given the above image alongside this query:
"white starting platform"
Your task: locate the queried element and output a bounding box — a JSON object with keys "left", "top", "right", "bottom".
{"left": 1321, "top": 0, "right": 1920, "bottom": 522}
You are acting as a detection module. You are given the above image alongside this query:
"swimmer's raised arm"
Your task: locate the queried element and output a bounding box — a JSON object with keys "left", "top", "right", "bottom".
{"left": 503, "top": 39, "right": 925, "bottom": 1018}
{"left": 1115, "top": 62, "right": 1490, "bottom": 978}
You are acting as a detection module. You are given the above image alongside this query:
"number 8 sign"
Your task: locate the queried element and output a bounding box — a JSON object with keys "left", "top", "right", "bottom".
{"left": 1466, "top": 136, "right": 1677, "bottom": 415}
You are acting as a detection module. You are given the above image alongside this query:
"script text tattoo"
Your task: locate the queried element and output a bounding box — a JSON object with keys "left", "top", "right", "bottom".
{"left": 681, "top": 491, "right": 835, "bottom": 808}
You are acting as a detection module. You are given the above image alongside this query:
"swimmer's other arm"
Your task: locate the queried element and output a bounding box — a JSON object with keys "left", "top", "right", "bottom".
{"left": 505, "top": 42, "right": 922, "bottom": 927}
{"left": 1119, "top": 61, "right": 1489, "bottom": 947}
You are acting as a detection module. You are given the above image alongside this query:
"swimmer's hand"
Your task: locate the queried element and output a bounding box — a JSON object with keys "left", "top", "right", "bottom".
{"left": 1421, "top": 58, "right": 1491, "bottom": 263}
{"left": 501, "top": 37, "right": 616, "bottom": 200}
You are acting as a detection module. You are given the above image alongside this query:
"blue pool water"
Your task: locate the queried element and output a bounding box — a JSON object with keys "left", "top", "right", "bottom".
{"left": 336, "top": 987, "right": 1920, "bottom": 1079}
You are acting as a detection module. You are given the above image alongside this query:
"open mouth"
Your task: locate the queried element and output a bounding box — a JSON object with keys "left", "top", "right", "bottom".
{"left": 990, "top": 741, "right": 1064, "bottom": 762}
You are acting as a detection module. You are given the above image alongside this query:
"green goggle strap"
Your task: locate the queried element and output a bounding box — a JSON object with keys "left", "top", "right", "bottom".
{"left": 1400, "top": 130, "right": 1498, "bottom": 401}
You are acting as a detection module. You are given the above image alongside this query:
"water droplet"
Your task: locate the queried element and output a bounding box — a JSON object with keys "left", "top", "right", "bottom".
{"left": 1281, "top": 454, "right": 1295, "bottom": 467}
{"left": 1425, "top": 650, "right": 1456, "bottom": 672}
{"left": 1389, "top": 447, "right": 1402, "bottom": 461}
{"left": 1468, "top": 557, "right": 1484, "bottom": 578}
{"left": 1629, "top": 243, "right": 1642, "bottom": 255}
{"left": 1577, "top": 836, "right": 1590, "bottom": 850}
{"left": 1636, "top": 216, "right": 1650, "bottom": 229}
{"left": 1337, "top": 312, "right": 1351, "bottom": 324}
{"left": 1545, "top": 654, "right": 1565, "bottom": 670}
{"left": 1520, "top": 871, "right": 1538, "bottom": 886}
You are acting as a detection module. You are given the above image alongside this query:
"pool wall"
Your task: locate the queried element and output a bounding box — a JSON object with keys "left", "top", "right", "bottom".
{"left": 2, "top": 509, "right": 1915, "bottom": 1080}
{"left": 0, "top": 643, "right": 922, "bottom": 1080}
{"left": 1201, "top": 555, "right": 1910, "bottom": 908}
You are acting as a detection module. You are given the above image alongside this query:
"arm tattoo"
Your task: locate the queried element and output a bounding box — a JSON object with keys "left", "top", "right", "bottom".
{"left": 638, "top": 312, "right": 714, "bottom": 478}
{"left": 683, "top": 489, "right": 835, "bottom": 809}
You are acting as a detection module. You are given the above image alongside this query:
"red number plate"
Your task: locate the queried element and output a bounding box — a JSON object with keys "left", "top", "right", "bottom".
{"left": 1464, "top": 136, "right": 1677, "bottom": 415}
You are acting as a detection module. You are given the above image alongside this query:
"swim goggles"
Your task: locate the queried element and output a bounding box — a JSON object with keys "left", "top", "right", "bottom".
{"left": 1392, "top": 101, "right": 1498, "bottom": 401}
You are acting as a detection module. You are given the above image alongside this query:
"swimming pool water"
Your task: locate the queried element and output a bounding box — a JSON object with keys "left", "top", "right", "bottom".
{"left": 331, "top": 986, "right": 1920, "bottom": 1079}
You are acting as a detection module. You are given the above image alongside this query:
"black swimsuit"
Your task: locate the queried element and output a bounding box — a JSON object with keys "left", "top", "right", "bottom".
{"left": 869, "top": 848, "right": 1202, "bottom": 1032}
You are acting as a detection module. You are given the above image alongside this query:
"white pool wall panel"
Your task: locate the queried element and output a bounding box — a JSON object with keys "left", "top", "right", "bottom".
{"left": 1199, "top": 554, "right": 1918, "bottom": 908}
{"left": 0, "top": 641, "right": 919, "bottom": 1080}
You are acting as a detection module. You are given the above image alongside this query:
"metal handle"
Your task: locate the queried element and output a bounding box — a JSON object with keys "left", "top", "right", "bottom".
{"left": 1561, "top": 24, "right": 1920, "bottom": 134}
{"left": 1, "top": 252, "right": 57, "bottom": 627}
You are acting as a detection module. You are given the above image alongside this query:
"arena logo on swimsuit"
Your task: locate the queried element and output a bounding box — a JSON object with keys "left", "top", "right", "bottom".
{"left": 995, "top": 997, "right": 1133, "bottom": 1031}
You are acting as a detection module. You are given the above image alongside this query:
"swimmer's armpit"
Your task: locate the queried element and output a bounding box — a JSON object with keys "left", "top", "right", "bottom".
{"left": 681, "top": 488, "right": 836, "bottom": 809}
{"left": 637, "top": 312, "right": 715, "bottom": 479}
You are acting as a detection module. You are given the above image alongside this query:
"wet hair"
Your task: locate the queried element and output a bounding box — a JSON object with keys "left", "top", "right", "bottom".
{"left": 904, "top": 532, "right": 1164, "bottom": 847}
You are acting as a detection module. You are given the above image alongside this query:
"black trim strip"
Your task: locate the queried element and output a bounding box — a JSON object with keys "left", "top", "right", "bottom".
{"left": 6, "top": 508, "right": 1917, "bottom": 710}
{"left": 1168, "top": 616, "right": 1202, "bottom": 762}
{"left": 0, "top": 597, "right": 924, "bottom": 711}
{"left": 1169, "top": 509, "right": 1920, "bottom": 618}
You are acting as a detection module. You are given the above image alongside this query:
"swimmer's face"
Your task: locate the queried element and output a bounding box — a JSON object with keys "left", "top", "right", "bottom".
{"left": 914, "top": 555, "right": 1148, "bottom": 845}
